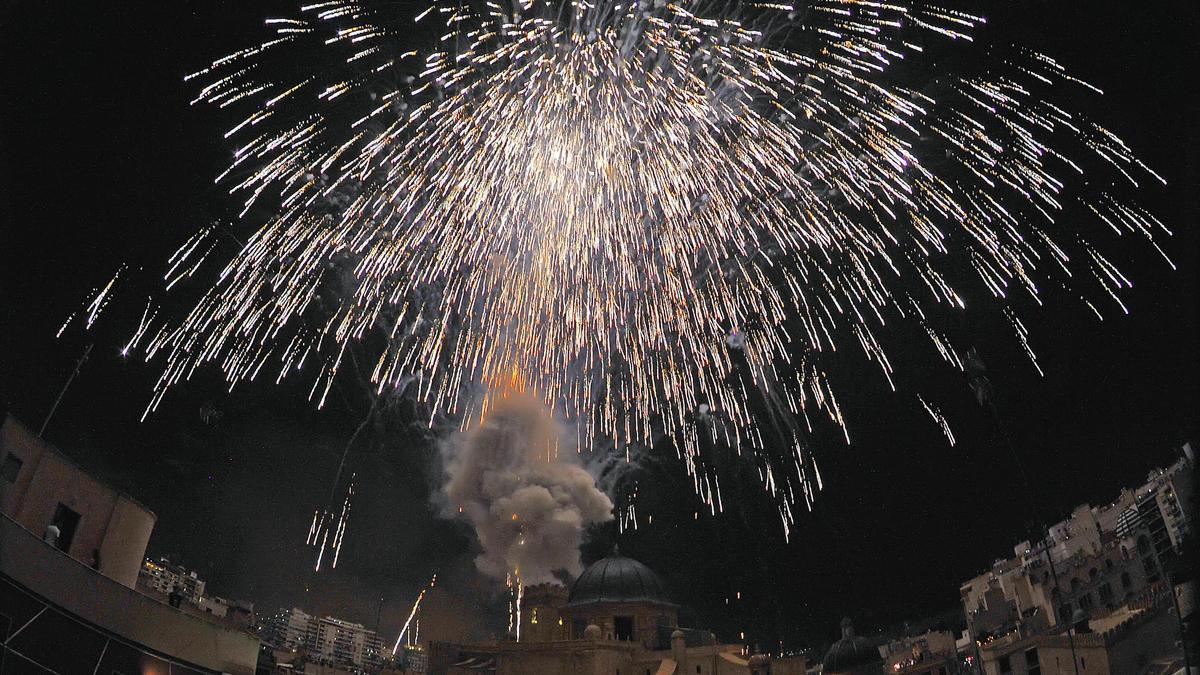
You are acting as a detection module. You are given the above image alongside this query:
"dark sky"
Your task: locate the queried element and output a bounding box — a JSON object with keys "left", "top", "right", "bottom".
{"left": 1, "top": 0, "right": 1196, "bottom": 654}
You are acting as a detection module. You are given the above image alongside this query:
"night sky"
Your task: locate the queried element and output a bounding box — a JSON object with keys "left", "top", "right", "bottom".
{"left": 1, "top": 0, "right": 1196, "bottom": 654}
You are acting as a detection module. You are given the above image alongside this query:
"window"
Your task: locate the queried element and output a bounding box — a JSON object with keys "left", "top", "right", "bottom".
{"left": 50, "top": 503, "right": 81, "bottom": 553}
{"left": 1058, "top": 603, "right": 1073, "bottom": 623}
{"left": 1137, "top": 535, "right": 1152, "bottom": 556}
{"left": 1121, "top": 572, "right": 1132, "bottom": 589}
{"left": 1026, "top": 648, "right": 1041, "bottom": 675}
{"left": 1079, "top": 593, "right": 1094, "bottom": 610}
{"left": 1099, "top": 583, "right": 1113, "bottom": 604}
{"left": 572, "top": 619, "right": 587, "bottom": 639}
{"left": 999, "top": 654, "right": 1012, "bottom": 674}
{"left": 1, "top": 453, "right": 21, "bottom": 482}
{"left": 614, "top": 616, "right": 634, "bottom": 642}
{"left": 1088, "top": 567, "right": 1098, "bottom": 581}
{"left": 1104, "top": 558, "right": 1114, "bottom": 571}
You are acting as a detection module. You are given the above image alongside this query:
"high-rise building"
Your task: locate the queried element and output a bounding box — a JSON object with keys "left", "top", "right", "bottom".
{"left": 259, "top": 607, "right": 384, "bottom": 669}
{"left": 1114, "top": 455, "right": 1192, "bottom": 564}
{"left": 313, "top": 614, "right": 385, "bottom": 668}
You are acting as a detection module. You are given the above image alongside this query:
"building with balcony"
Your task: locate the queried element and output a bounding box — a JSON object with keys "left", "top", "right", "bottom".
{"left": 975, "top": 588, "right": 1182, "bottom": 675}
{"left": 960, "top": 446, "right": 1193, "bottom": 642}
{"left": 259, "top": 607, "right": 385, "bottom": 670}
{"left": 139, "top": 556, "right": 207, "bottom": 605}
{"left": 0, "top": 413, "right": 259, "bottom": 673}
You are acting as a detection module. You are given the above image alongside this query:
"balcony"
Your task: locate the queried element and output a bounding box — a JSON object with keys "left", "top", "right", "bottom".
{"left": 1, "top": 513, "right": 259, "bottom": 674}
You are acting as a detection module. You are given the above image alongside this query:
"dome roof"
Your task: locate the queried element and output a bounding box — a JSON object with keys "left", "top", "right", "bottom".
{"left": 822, "top": 618, "right": 881, "bottom": 673}
{"left": 565, "top": 549, "right": 675, "bottom": 608}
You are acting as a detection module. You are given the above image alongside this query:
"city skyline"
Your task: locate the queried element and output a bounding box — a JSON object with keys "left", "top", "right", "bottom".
{"left": 1, "top": 0, "right": 1196, "bottom": 657}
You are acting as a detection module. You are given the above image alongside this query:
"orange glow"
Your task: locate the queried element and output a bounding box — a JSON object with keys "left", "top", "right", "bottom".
{"left": 479, "top": 363, "right": 532, "bottom": 425}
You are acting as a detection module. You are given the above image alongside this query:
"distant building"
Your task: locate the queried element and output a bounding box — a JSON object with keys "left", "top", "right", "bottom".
{"left": 975, "top": 588, "right": 1181, "bottom": 674}
{"left": 396, "top": 646, "right": 430, "bottom": 673}
{"left": 0, "top": 414, "right": 259, "bottom": 673}
{"left": 880, "top": 629, "right": 961, "bottom": 674}
{"left": 1114, "top": 456, "right": 1192, "bottom": 566}
{"left": 137, "top": 556, "right": 256, "bottom": 629}
{"left": 260, "top": 606, "right": 314, "bottom": 651}
{"left": 313, "top": 614, "right": 386, "bottom": 669}
{"left": 960, "top": 447, "right": 1192, "bottom": 640}
{"left": 822, "top": 618, "right": 884, "bottom": 675}
{"left": 196, "top": 595, "right": 255, "bottom": 628}
{"left": 428, "top": 549, "right": 805, "bottom": 675}
{"left": 139, "top": 556, "right": 207, "bottom": 605}
{"left": 259, "top": 607, "right": 385, "bottom": 669}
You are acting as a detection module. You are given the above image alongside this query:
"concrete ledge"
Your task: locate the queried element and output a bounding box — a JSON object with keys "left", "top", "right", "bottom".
{"left": 0, "top": 513, "right": 258, "bottom": 674}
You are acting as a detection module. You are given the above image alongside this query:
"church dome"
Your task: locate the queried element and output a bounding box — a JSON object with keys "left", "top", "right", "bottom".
{"left": 565, "top": 549, "right": 675, "bottom": 608}
{"left": 822, "top": 618, "right": 881, "bottom": 673}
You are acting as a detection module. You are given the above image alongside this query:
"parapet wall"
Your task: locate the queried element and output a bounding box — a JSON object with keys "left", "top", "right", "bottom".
{"left": 0, "top": 513, "right": 259, "bottom": 674}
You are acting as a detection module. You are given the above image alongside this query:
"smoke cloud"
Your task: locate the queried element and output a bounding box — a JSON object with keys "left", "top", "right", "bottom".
{"left": 441, "top": 391, "right": 613, "bottom": 584}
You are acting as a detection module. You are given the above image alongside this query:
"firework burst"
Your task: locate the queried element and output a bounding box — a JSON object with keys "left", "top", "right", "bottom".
{"left": 144, "top": 0, "right": 1169, "bottom": 535}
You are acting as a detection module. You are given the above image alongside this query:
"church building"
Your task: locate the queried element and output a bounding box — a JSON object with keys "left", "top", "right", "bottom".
{"left": 428, "top": 548, "right": 807, "bottom": 675}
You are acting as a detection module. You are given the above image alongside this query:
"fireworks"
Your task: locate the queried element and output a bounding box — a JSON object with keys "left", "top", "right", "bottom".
{"left": 393, "top": 573, "right": 437, "bottom": 653}
{"left": 145, "top": 0, "right": 1167, "bottom": 534}
{"left": 308, "top": 475, "right": 355, "bottom": 571}
{"left": 506, "top": 571, "right": 524, "bottom": 641}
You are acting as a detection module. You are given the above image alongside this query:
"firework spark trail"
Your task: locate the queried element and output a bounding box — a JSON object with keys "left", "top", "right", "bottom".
{"left": 506, "top": 571, "right": 523, "bottom": 642}
{"left": 308, "top": 475, "right": 355, "bottom": 571}
{"left": 58, "top": 266, "right": 126, "bottom": 338}
{"left": 392, "top": 573, "right": 437, "bottom": 653}
{"left": 146, "top": 0, "right": 1168, "bottom": 533}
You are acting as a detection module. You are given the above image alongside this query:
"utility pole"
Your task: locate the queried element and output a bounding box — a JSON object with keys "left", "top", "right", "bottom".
{"left": 965, "top": 348, "right": 1081, "bottom": 675}
{"left": 39, "top": 343, "right": 93, "bottom": 438}
{"left": 1142, "top": 500, "right": 1193, "bottom": 675}
{"left": 374, "top": 596, "right": 386, "bottom": 666}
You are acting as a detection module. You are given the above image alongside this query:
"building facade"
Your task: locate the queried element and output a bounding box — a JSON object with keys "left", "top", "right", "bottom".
{"left": 960, "top": 448, "right": 1192, "bottom": 641}
{"left": 428, "top": 550, "right": 805, "bottom": 675}
{"left": 0, "top": 415, "right": 155, "bottom": 588}
{"left": 139, "top": 556, "right": 208, "bottom": 605}
{"left": 976, "top": 589, "right": 1181, "bottom": 675}
{"left": 0, "top": 413, "right": 259, "bottom": 674}
{"left": 259, "top": 607, "right": 385, "bottom": 669}
{"left": 880, "top": 629, "right": 960, "bottom": 674}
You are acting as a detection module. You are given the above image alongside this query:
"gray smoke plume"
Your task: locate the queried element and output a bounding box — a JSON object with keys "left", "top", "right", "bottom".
{"left": 441, "top": 391, "right": 613, "bottom": 584}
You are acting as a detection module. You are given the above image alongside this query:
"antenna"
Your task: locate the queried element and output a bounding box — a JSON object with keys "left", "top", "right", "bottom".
{"left": 39, "top": 343, "right": 93, "bottom": 438}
